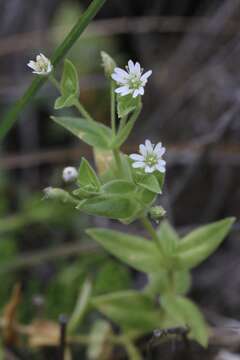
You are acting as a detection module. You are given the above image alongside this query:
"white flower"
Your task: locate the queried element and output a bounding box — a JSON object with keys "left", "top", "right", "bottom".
{"left": 111, "top": 60, "right": 152, "bottom": 98}
{"left": 62, "top": 167, "right": 78, "bottom": 182}
{"left": 130, "top": 140, "right": 166, "bottom": 174}
{"left": 27, "top": 53, "right": 52, "bottom": 75}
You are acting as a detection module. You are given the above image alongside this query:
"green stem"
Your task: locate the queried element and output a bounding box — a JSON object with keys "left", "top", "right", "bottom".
{"left": 113, "top": 149, "right": 123, "bottom": 175}
{"left": 140, "top": 216, "right": 164, "bottom": 254}
{"left": 111, "top": 80, "right": 116, "bottom": 134}
{"left": 0, "top": 0, "right": 107, "bottom": 140}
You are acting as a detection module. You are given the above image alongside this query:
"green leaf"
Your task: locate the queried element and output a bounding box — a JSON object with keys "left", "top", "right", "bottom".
{"left": 87, "top": 228, "right": 165, "bottom": 273}
{"left": 157, "top": 221, "right": 179, "bottom": 257}
{"left": 61, "top": 59, "right": 79, "bottom": 97}
{"left": 176, "top": 217, "right": 235, "bottom": 269}
{"left": 68, "top": 278, "right": 92, "bottom": 334}
{"left": 136, "top": 174, "right": 161, "bottom": 194}
{"left": 94, "top": 260, "right": 131, "bottom": 295}
{"left": 101, "top": 180, "right": 135, "bottom": 195}
{"left": 87, "top": 320, "right": 113, "bottom": 360}
{"left": 54, "top": 94, "right": 76, "bottom": 110}
{"left": 112, "top": 104, "right": 141, "bottom": 148}
{"left": 146, "top": 270, "right": 191, "bottom": 297}
{"left": 51, "top": 116, "right": 112, "bottom": 149}
{"left": 161, "top": 295, "right": 208, "bottom": 347}
{"left": 54, "top": 59, "right": 80, "bottom": 110}
{"left": 77, "top": 195, "right": 140, "bottom": 220}
{"left": 117, "top": 94, "right": 141, "bottom": 119}
{"left": 91, "top": 291, "right": 163, "bottom": 332}
{"left": 78, "top": 158, "right": 101, "bottom": 189}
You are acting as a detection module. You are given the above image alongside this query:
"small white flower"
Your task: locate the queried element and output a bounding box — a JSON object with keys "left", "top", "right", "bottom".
{"left": 62, "top": 167, "right": 78, "bottom": 182}
{"left": 111, "top": 60, "right": 152, "bottom": 98}
{"left": 27, "top": 53, "right": 52, "bottom": 75}
{"left": 130, "top": 140, "right": 166, "bottom": 174}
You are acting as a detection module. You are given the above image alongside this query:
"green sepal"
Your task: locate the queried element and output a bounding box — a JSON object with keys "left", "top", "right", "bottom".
{"left": 117, "top": 94, "right": 141, "bottom": 119}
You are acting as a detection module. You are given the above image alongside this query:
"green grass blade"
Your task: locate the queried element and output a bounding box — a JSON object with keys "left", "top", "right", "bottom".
{"left": 0, "top": 0, "right": 107, "bottom": 140}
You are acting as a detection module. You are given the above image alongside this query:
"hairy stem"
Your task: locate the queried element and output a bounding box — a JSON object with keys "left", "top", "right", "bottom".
{"left": 111, "top": 80, "right": 116, "bottom": 134}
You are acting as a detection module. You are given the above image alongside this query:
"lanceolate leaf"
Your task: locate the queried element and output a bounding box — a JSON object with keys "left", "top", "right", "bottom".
{"left": 78, "top": 158, "right": 101, "bottom": 189}
{"left": 51, "top": 116, "right": 112, "bottom": 149}
{"left": 91, "top": 290, "right": 163, "bottom": 332}
{"left": 157, "top": 221, "right": 179, "bottom": 257}
{"left": 117, "top": 94, "right": 141, "bottom": 119}
{"left": 77, "top": 195, "right": 140, "bottom": 220}
{"left": 61, "top": 59, "right": 79, "bottom": 97}
{"left": 136, "top": 174, "right": 161, "bottom": 194}
{"left": 101, "top": 180, "right": 135, "bottom": 195}
{"left": 87, "top": 228, "right": 165, "bottom": 273}
{"left": 161, "top": 295, "right": 208, "bottom": 347}
{"left": 176, "top": 217, "right": 235, "bottom": 269}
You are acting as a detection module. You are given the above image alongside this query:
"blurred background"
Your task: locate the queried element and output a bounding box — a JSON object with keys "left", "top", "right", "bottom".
{"left": 0, "top": 0, "right": 240, "bottom": 358}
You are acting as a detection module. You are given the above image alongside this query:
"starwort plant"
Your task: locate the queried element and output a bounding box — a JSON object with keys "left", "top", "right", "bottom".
{"left": 28, "top": 51, "right": 235, "bottom": 356}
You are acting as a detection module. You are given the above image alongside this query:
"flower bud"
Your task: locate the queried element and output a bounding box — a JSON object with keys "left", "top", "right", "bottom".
{"left": 43, "top": 187, "right": 77, "bottom": 204}
{"left": 149, "top": 206, "right": 166, "bottom": 222}
{"left": 62, "top": 166, "right": 78, "bottom": 182}
{"left": 101, "top": 51, "right": 116, "bottom": 77}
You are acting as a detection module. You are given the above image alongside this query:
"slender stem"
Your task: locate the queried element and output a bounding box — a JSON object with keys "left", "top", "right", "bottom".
{"left": 140, "top": 216, "right": 164, "bottom": 254}
{"left": 0, "top": 0, "right": 107, "bottom": 140}
{"left": 119, "top": 115, "right": 127, "bottom": 131}
{"left": 113, "top": 149, "right": 123, "bottom": 174}
{"left": 111, "top": 80, "right": 116, "bottom": 134}
{"left": 73, "top": 100, "right": 95, "bottom": 122}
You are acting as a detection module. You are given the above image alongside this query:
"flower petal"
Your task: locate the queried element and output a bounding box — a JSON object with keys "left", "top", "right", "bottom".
{"left": 111, "top": 73, "right": 127, "bottom": 84}
{"left": 156, "top": 165, "right": 166, "bottom": 173}
{"left": 139, "top": 144, "right": 147, "bottom": 156}
{"left": 139, "top": 87, "right": 144, "bottom": 95}
{"left": 115, "top": 86, "right": 131, "bottom": 95}
{"left": 141, "top": 70, "right": 152, "bottom": 82}
{"left": 128, "top": 60, "right": 135, "bottom": 73}
{"left": 132, "top": 161, "right": 145, "bottom": 168}
{"left": 130, "top": 154, "right": 144, "bottom": 161}
{"left": 145, "top": 165, "right": 154, "bottom": 173}
{"left": 133, "top": 89, "right": 139, "bottom": 98}
{"left": 114, "top": 67, "right": 129, "bottom": 78}
{"left": 154, "top": 143, "right": 166, "bottom": 157}
{"left": 134, "top": 62, "right": 141, "bottom": 75}
{"left": 145, "top": 139, "right": 154, "bottom": 153}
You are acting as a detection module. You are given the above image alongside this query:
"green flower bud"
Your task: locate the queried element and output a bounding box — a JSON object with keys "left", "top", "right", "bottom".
{"left": 149, "top": 206, "right": 166, "bottom": 222}
{"left": 101, "top": 51, "right": 116, "bottom": 77}
{"left": 43, "top": 187, "right": 77, "bottom": 205}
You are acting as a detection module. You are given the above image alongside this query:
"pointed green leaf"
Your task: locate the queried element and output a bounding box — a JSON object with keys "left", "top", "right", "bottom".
{"left": 87, "top": 228, "right": 165, "bottom": 273}
{"left": 91, "top": 291, "right": 163, "bottom": 332}
{"left": 176, "top": 217, "right": 235, "bottom": 269}
{"left": 51, "top": 116, "right": 112, "bottom": 149}
{"left": 136, "top": 174, "right": 161, "bottom": 194}
{"left": 78, "top": 158, "right": 101, "bottom": 189}
{"left": 77, "top": 195, "right": 140, "bottom": 220}
{"left": 87, "top": 320, "right": 113, "bottom": 360}
{"left": 54, "top": 94, "right": 76, "bottom": 110}
{"left": 157, "top": 221, "right": 179, "bottom": 257}
{"left": 101, "top": 180, "right": 135, "bottom": 195}
{"left": 61, "top": 59, "right": 79, "bottom": 97}
{"left": 161, "top": 295, "right": 208, "bottom": 347}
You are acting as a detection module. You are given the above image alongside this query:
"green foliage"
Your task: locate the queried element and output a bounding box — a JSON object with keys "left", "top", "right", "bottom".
{"left": 156, "top": 221, "right": 179, "bottom": 257}
{"left": 87, "top": 320, "right": 113, "bottom": 360}
{"left": 51, "top": 116, "right": 113, "bottom": 149}
{"left": 92, "top": 291, "right": 163, "bottom": 332}
{"left": 161, "top": 295, "right": 208, "bottom": 347}
{"left": 94, "top": 260, "right": 131, "bottom": 295}
{"left": 117, "top": 94, "right": 141, "bottom": 119}
{"left": 78, "top": 158, "right": 101, "bottom": 189}
{"left": 87, "top": 228, "right": 165, "bottom": 273}
{"left": 55, "top": 59, "right": 79, "bottom": 109}
{"left": 176, "top": 218, "right": 235, "bottom": 269}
